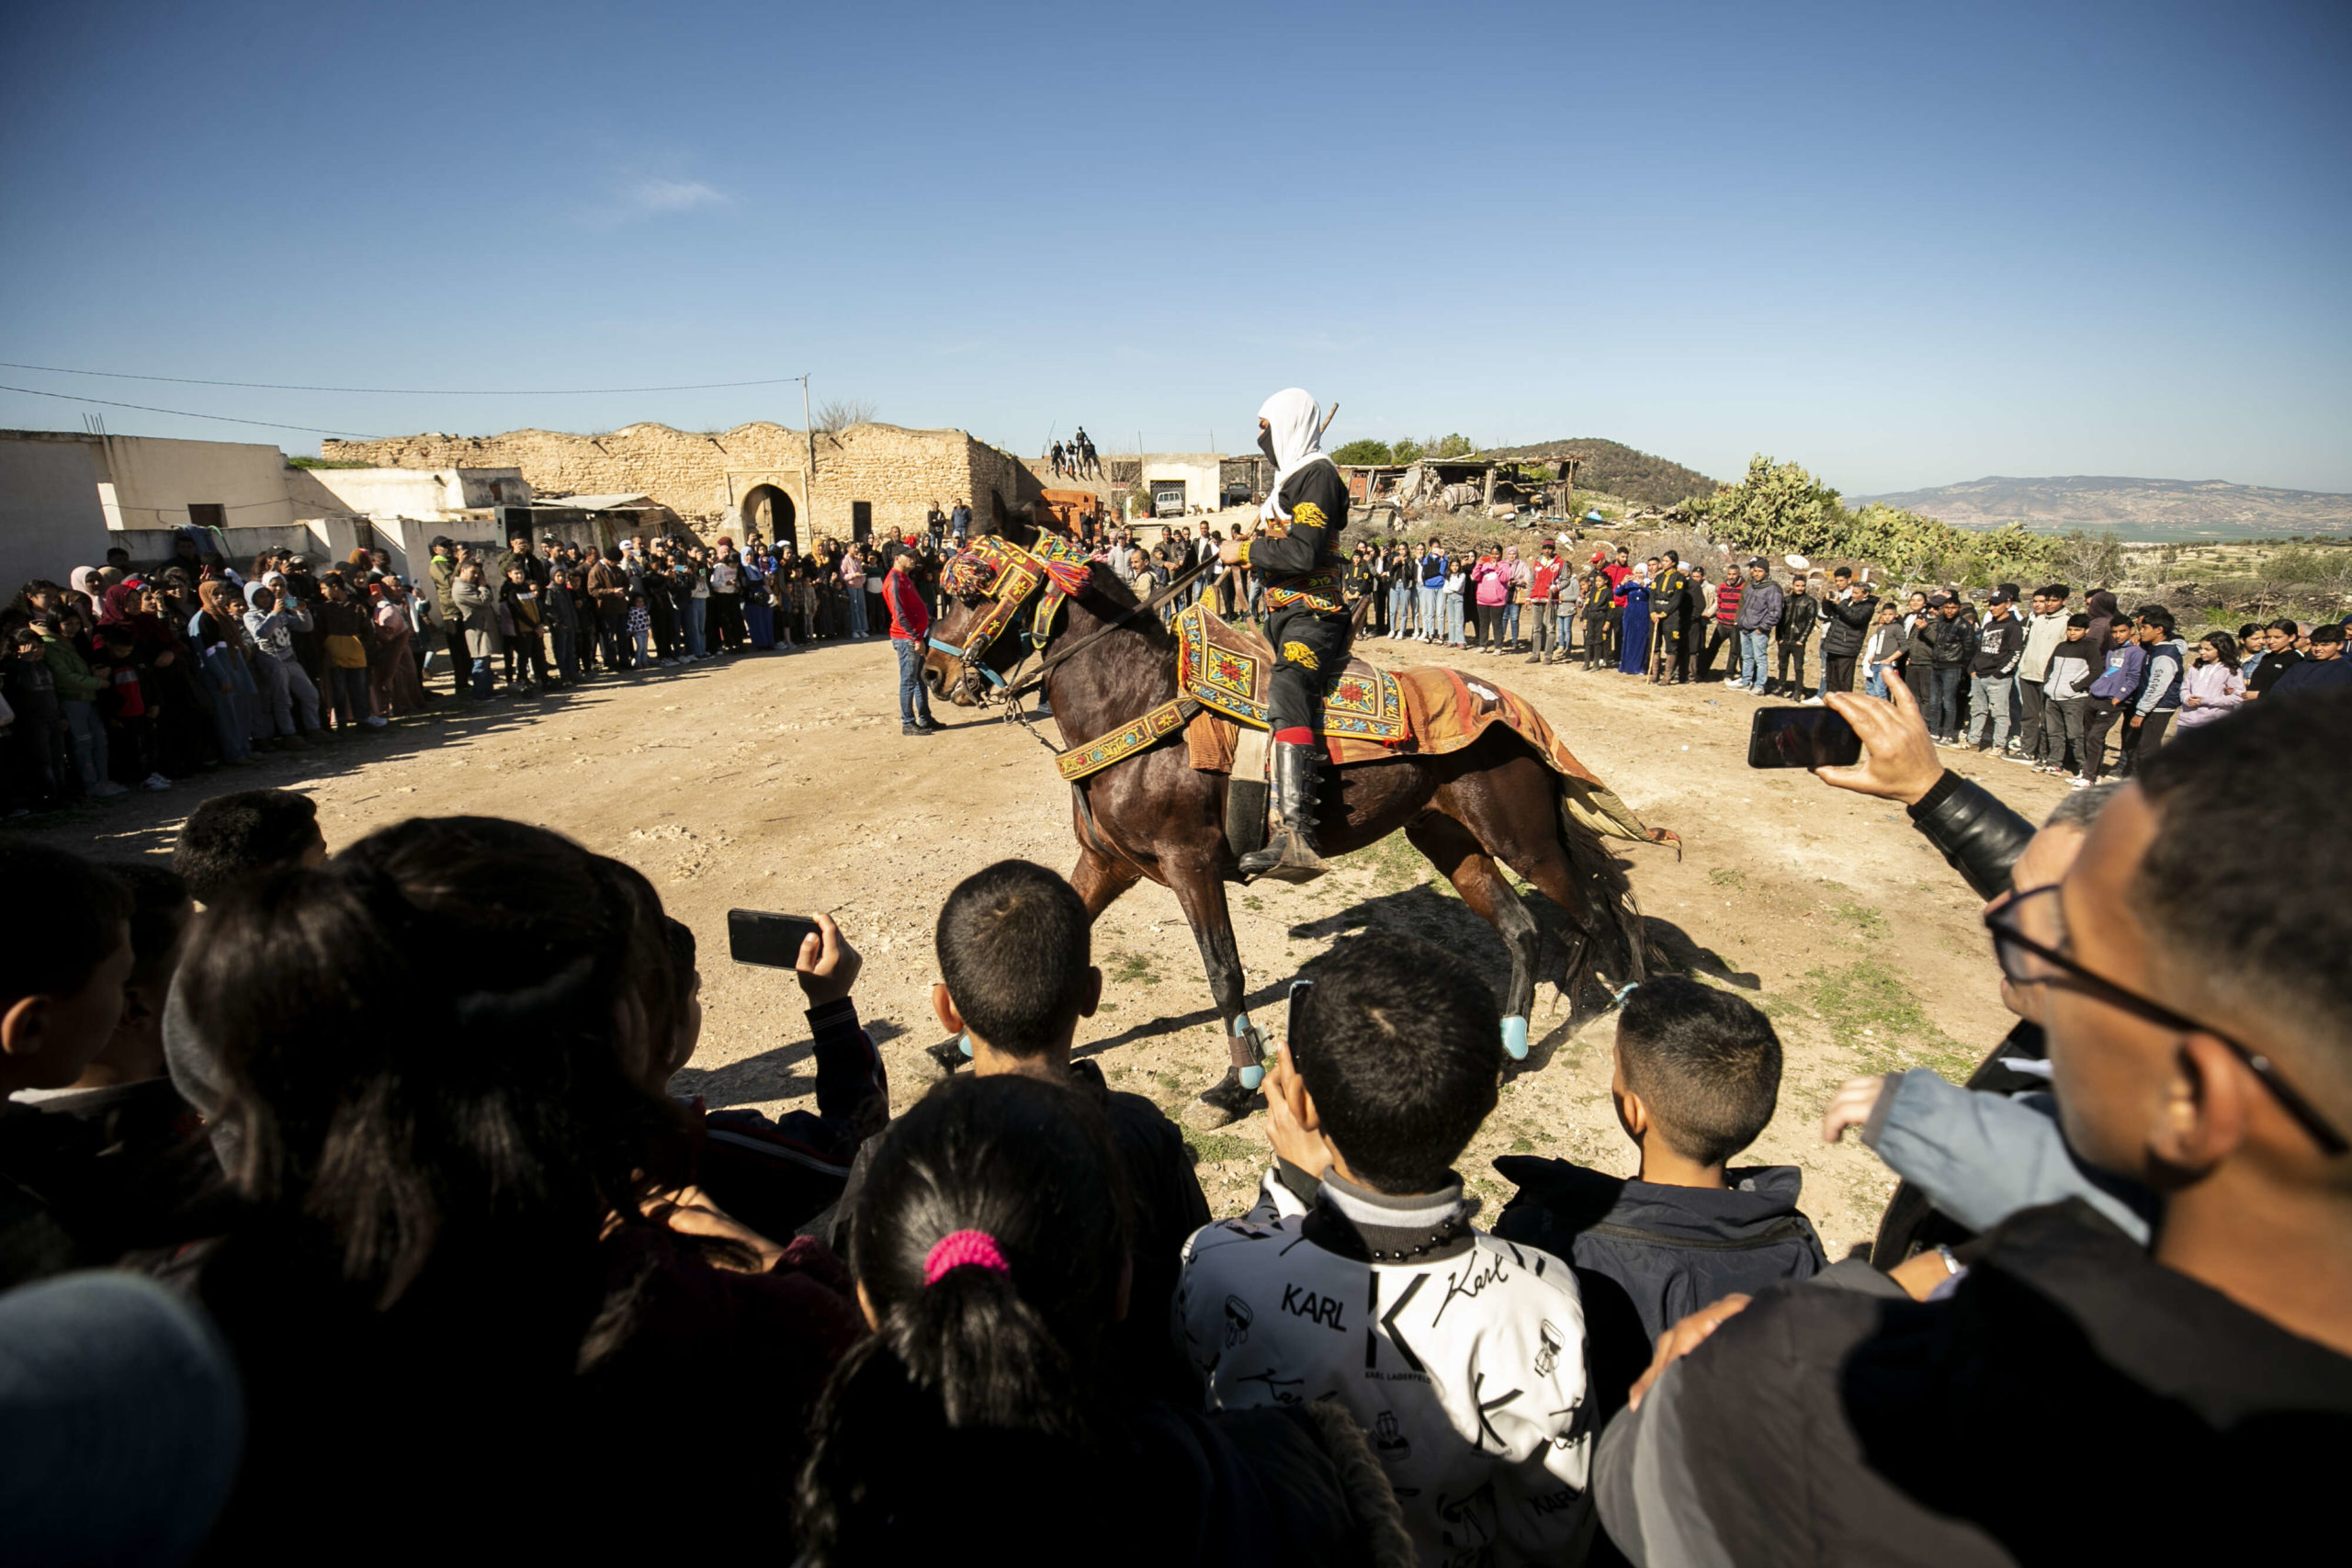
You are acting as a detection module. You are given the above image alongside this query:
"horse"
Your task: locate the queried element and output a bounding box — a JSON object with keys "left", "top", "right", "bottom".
{"left": 921, "top": 521, "right": 1668, "bottom": 1126}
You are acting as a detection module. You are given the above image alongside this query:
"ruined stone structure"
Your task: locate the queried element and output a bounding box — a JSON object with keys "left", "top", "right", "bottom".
{"left": 322, "top": 422, "right": 1039, "bottom": 547}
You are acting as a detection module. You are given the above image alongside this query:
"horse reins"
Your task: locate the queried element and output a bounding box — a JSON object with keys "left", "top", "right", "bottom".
{"left": 999, "top": 553, "right": 1215, "bottom": 703}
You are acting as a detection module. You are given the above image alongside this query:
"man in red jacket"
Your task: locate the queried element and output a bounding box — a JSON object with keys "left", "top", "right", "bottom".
{"left": 883, "top": 547, "right": 936, "bottom": 737}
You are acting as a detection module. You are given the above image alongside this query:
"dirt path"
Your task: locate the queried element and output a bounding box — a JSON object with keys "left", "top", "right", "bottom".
{"left": 22, "top": 635, "right": 2070, "bottom": 1259}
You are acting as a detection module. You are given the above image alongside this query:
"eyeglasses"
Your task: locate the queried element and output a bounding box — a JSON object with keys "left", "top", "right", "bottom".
{"left": 1984, "top": 886, "right": 2346, "bottom": 1155}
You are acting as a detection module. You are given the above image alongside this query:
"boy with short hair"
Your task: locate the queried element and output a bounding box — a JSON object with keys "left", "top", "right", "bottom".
{"left": 172, "top": 789, "right": 327, "bottom": 906}
{"left": 1493, "top": 976, "right": 1826, "bottom": 1423}
{"left": 0, "top": 842, "right": 134, "bottom": 1285}
{"left": 8, "top": 863, "right": 216, "bottom": 1271}
{"left": 1178, "top": 931, "right": 1592, "bottom": 1565}
{"left": 2038, "top": 613, "right": 2097, "bottom": 779}
{"left": 826, "top": 859, "right": 1208, "bottom": 1401}
{"left": 2117, "top": 605, "right": 2187, "bottom": 775}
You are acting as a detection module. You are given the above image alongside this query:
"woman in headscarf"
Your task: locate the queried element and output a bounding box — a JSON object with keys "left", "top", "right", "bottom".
{"left": 1617, "top": 562, "right": 1655, "bottom": 676}
{"left": 191, "top": 581, "right": 257, "bottom": 764}
{"left": 369, "top": 579, "right": 427, "bottom": 716}
{"left": 67, "top": 567, "right": 107, "bottom": 621}
{"left": 98, "top": 580, "right": 143, "bottom": 630}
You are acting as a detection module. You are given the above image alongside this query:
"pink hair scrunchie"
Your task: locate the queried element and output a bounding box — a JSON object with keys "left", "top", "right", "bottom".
{"left": 922, "top": 1229, "right": 1011, "bottom": 1286}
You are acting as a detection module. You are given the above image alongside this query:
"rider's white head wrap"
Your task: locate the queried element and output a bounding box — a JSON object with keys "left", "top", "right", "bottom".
{"left": 1257, "top": 387, "right": 1333, "bottom": 523}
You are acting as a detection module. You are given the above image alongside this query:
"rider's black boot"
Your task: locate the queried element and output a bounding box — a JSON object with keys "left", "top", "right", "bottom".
{"left": 1237, "top": 739, "right": 1329, "bottom": 884}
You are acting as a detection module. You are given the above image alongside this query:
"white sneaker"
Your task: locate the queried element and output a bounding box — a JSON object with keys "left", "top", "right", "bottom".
{"left": 1802, "top": 696, "right": 1825, "bottom": 706}
{"left": 2070, "top": 775, "right": 2090, "bottom": 790}
{"left": 89, "top": 780, "right": 128, "bottom": 798}
{"left": 141, "top": 773, "right": 173, "bottom": 792}
{"left": 364, "top": 715, "right": 389, "bottom": 728}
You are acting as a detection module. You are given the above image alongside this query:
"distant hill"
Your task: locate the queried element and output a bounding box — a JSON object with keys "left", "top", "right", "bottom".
{"left": 1482, "top": 438, "right": 1720, "bottom": 508}
{"left": 1851, "top": 475, "right": 2352, "bottom": 537}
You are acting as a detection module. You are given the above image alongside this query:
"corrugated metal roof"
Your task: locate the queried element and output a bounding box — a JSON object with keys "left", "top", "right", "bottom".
{"left": 531, "top": 492, "right": 654, "bottom": 511}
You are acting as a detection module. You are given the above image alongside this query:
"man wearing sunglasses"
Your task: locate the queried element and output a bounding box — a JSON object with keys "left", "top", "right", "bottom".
{"left": 1592, "top": 688, "right": 2352, "bottom": 1567}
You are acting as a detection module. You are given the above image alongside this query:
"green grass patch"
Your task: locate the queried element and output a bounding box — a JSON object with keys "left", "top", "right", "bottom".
{"left": 1181, "top": 1123, "right": 1259, "bottom": 1165}
{"left": 1708, "top": 867, "right": 1747, "bottom": 889}
{"left": 1108, "top": 950, "right": 1159, "bottom": 986}
{"left": 1339, "top": 831, "right": 1429, "bottom": 895}
{"left": 1799, "top": 960, "right": 1976, "bottom": 1079}
{"left": 1831, "top": 902, "right": 1889, "bottom": 939}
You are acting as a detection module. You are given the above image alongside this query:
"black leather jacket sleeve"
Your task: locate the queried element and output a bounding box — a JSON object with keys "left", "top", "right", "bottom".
{"left": 1906, "top": 769, "right": 2037, "bottom": 900}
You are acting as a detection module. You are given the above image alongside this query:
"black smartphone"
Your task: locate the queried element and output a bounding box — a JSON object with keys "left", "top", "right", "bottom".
{"left": 1285, "top": 977, "right": 1315, "bottom": 1055}
{"left": 1747, "top": 705, "right": 1862, "bottom": 770}
{"left": 728, "top": 909, "right": 822, "bottom": 968}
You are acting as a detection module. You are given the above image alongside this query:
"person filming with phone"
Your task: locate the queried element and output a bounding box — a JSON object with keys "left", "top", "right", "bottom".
{"left": 1600, "top": 674, "right": 2352, "bottom": 1566}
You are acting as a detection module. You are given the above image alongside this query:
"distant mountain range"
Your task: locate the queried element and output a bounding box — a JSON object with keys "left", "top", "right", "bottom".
{"left": 1851, "top": 475, "right": 2352, "bottom": 537}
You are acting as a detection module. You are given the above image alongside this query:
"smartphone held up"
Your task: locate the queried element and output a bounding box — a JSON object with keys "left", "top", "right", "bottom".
{"left": 1747, "top": 705, "right": 1863, "bottom": 770}
{"left": 728, "top": 909, "right": 823, "bottom": 969}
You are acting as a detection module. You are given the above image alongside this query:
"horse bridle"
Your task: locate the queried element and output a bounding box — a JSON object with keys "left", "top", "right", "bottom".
{"left": 930, "top": 534, "right": 1212, "bottom": 708}
{"left": 927, "top": 535, "right": 1068, "bottom": 705}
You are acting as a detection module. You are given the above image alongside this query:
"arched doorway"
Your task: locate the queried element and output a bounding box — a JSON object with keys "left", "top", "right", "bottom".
{"left": 742, "top": 484, "right": 797, "bottom": 550}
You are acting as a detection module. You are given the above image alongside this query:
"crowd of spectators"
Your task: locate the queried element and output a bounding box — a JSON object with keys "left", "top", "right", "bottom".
{"left": 4, "top": 667, "right": 2345, "bottom": 1563}
{"left": 1, "top": 525, "right": 972, "bottom": 815}
{"left": 1330, "top": 536, "right": 2352, "bottom": 787}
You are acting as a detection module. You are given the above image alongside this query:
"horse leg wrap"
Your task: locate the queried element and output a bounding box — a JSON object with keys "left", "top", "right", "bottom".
{"left": 1501, "top": 1015, "right": 1531, "bottom": 1062}
{"left": 1229, "top": 1012, "right": 1265, "bottom": 1089}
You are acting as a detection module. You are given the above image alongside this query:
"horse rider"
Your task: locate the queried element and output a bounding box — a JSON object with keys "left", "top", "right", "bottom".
{"left": 1219, "top": 387, "right": 1350, "bottom": 881}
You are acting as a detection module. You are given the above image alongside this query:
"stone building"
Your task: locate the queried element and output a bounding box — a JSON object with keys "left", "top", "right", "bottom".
{"left": 322, "top": 421, "right": 1040, "bottom": 549}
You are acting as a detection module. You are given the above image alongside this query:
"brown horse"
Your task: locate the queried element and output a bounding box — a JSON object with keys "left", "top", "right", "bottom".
{"left": 922, "top": 522, "right": 1666, "bottom": 1125}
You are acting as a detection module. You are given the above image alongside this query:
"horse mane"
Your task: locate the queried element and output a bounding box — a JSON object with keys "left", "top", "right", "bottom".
{"left": 1071, "top": 558, "right": 1177, "bottom": 653}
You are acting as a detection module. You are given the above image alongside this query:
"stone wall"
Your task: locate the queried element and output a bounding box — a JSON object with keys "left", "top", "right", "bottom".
{"left": 322, "top": 422, "right": 1041, "bottom": 546}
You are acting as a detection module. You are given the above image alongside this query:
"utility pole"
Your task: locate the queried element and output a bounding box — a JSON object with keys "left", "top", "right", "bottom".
{"left": 797, "top": 374, "right": 817, "bottom": 526}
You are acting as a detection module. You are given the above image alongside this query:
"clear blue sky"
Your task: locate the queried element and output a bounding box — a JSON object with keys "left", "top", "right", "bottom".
{"left": 3, "top": 0, "right": 2346, "bottom": 495}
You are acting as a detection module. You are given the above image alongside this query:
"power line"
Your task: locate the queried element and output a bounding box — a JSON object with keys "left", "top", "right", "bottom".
{"left": 0, "top": 360, "right": 805, "bottom": 395}
{"left": 0, "top": 383, "right": 379, "bottom": 437}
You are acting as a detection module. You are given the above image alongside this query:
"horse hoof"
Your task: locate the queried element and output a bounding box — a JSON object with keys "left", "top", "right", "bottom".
{"left": 1188, "top": 1068, "right": 1262, "bottom": 1129}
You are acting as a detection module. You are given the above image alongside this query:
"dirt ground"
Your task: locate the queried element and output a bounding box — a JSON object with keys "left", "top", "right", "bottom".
{"left": 19, "top": 629, "right": 2071, "bottom": 1261}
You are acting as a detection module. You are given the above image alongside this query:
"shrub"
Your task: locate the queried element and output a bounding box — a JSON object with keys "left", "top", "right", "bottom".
{"left": 1692, "top": 454, "right": 2060, "bottom": 588}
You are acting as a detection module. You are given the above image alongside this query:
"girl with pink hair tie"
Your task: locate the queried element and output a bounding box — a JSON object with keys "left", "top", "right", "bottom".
{"left": 796, "top": 1073, "right": 1412, "bottom": 1566}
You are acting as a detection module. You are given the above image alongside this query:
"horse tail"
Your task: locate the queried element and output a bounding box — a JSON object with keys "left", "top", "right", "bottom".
{"left": 1555, "top": 784, "right": 1668, "bottom": 999}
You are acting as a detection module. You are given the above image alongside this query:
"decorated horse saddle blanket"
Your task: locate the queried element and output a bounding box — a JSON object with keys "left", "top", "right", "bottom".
{"left": 1175, "top": 601, "right": 1409, "bottom": 742}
